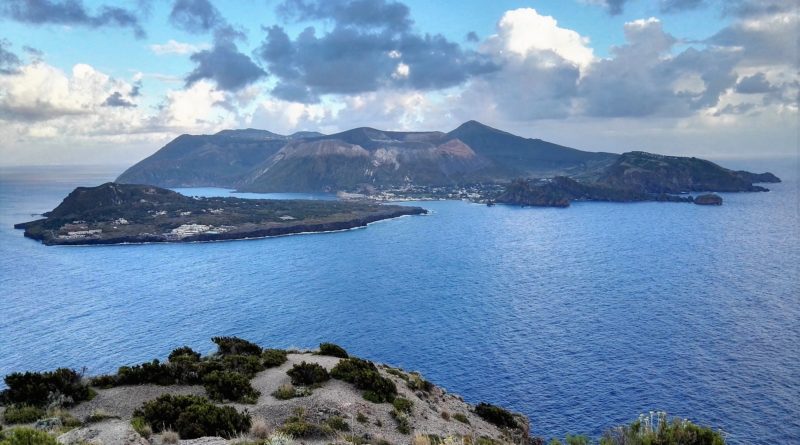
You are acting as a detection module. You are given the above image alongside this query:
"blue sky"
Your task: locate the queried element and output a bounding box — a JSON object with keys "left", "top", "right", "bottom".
{"left": 0, "top": 0, "right": 796, "bottom": 165}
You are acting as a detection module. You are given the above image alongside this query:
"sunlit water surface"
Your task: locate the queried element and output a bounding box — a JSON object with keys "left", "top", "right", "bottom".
{"left": 1, "top": 163, "right": 798, "bottom": 443}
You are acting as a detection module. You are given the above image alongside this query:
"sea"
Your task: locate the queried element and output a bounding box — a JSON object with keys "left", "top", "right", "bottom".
{"left": 0, "top": 161, "right": 798, "bottom": 444}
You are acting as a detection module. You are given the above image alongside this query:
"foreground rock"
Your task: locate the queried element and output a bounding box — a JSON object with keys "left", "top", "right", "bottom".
{"left": 14, "top": 183, "right": 427, "bottom": 246}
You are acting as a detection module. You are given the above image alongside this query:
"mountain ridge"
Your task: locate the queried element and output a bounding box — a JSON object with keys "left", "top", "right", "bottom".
{"left": 117, "top": 121, "right": 779, "bottom": 194}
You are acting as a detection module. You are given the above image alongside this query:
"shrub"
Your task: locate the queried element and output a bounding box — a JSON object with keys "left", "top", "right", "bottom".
{"left": 330, "top": 358, "right": 397, "bottom": 403}
{"left": 279, "top": 420, "right": 332, "bottom": 438}
{"left": 220, "top": 355, "right": 264, "bottom": 378}
{"left": 90, "top": 375, "right": 118, "bottom": 389}
{"left": 169, "top": 346, "right": 201, "bottom": 362}
{"left": 212, "top": 337, "right": 262, "bottom": 356}
{"left": 407, "top": 374, "right": 434, "bottom": 392}
{"left": 286, "top": 362, "right": 329, "bottom": 386}
{"left": 599, "top": 412, "right": 725, "bottom": 445}
{"left": 0, "top": 427, "right": 57, "bottom": 445}
{"left": 393, "top": 397, "right": 413, "bottom": 414}
{"left": 440, "top": 411, "right": 450, "bottom": 421}
{"left": 326, "top": 416, "right": 351, "bottom": 432}
{"left": 1, "top": 368, "right": 90, "bottom": 408}
{"left": 474, "top": 403, "right": 517, "bottom": 429}
{"left": 564, "top": 435, "right": 590, "bottom": 445}
{"left": 356, "top": 412, "right": 368, "bottom": 424}
{"left": 391, "top": 410, "right": 411, "bottom": 434}
{"left": 3, "top": 405, "right": 45, "bottom": 424}
{"left": 117, "top": 360, "right": 175, "bottom": 386}
{"left": 453, "top": 413, "right": 470, "bottom": 425}
{"left": 133, "top": 394, "right": 251, "bottom": 439}
{"left": 131, "top": 416, "right": 152, "bottom": 438}
{"left": 318, "top": 343, "right": 348, "bottom": 358}
{"left": 203, "top": 371, "right": 260, "bottom": 403}
{"left": 262, "top": 349, "right": 288, "bottom": 368}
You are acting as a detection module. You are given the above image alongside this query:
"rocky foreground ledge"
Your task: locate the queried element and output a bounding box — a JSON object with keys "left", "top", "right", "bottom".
{"left": 0, "top": 338, "right": 726, "bottom": 445}
{"left": 14, "top": 183, "right": 426, "bottom": 246}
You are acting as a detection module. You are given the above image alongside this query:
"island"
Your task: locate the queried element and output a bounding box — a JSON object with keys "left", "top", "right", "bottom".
{"left": 0, "top": 338, "right": 726, "bottom": 445}
{"left": 14, "top": 183, "right": 427, "bottom": 246}
{"left": 493, "top": 152, "right": 779, "bottom": 208}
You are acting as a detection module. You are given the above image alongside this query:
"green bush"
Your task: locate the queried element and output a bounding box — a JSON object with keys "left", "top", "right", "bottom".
{"left": 474, "top": 403, "right": 518, "bottom": 429}
{"left": 168, "top": 347, "right": 201, "bottom": 362}
{"left": 90, "top": 375, "right": 118, "bottom": 389}
{"left": 1, "top": 368, "right": 90, "bottom": 408}
{"left": 318, "top": 343, "right": 348, "bottom": 358}
{"left": 565, "top": 434, "right": 590, "bottom": 445}
{"left": 212, "top": 337, "right": 262, "bottom": 356}
{"left": 203, "top": 371, "right": 260, "bottom": 403}
{"left": 2, "top": 405, "right": 45, "bottom": 424}
{"left": 133, "top": 394, "right": 250, "bottom": 439}
{"left": 116, "top": 360, "right": 175, "bottom": 386}
{"left": 0, "top": 427, "right": 57, "bottom": 445}
{"left": 330, "top": 358, "right": 397, "bottom": 403}
{"left": 219, "top": 355, "right": 264, "bottom": 378}
{"left": 407, "top": 374, "right": 434, "bottom": 392}
{"left": 453, "top": 413, "right": 470, "bottom": 424}
{"left": 262, "top": 349, "right": 288, "bottom": 368}
{"left": 286, "top": 362, "right": 330, "bottom": 386}
{"left": 599, "top": 412, "right": 725, "bottom": 445}
{"left": 392, "top": 397, "right": 413, "bottom": 414}
{"left": 391, "top": 410, "right": 410, "bottom": 434}
{"left": 356, "top": 412, "right": 368, "bottom": 424}
{"left": 325, "top": 416, "right": 351, "bottom": 431}
{"left": 130, "top": 416, "right": 152, "bottom": 438}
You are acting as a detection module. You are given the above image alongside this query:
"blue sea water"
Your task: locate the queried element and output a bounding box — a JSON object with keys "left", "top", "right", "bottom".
{"left": 0, "top": 163, "right": 798, "bottom": 444}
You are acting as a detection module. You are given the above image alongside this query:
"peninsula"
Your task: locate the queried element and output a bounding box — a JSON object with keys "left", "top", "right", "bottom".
{"left": 14, "top": 183, "right": 427, "bottom": 246}
{"left": 0, "top": 338, "right": 725, "bottom": 445}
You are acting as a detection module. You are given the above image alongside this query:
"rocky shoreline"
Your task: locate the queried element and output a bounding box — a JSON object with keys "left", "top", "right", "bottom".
{"left": 14, "top": 183, "right": 427, "bottom": 246}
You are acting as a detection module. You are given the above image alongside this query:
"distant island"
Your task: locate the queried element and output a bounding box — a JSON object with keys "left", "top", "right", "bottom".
{"left": 115, "top": 121, "right": 779, "bottom": 208}
{"left": 493, "top": 151, "right": 777, "bottom": 207}
{"left": 14, "top": 183, "right": 426, "bottom": 246}
{"left": 0, "top": 337, "right": 726, "bottom": 445}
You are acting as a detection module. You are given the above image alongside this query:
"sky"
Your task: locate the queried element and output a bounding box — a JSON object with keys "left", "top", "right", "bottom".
{"left": 0, "top": 0, "right": 797, "bottom": 166}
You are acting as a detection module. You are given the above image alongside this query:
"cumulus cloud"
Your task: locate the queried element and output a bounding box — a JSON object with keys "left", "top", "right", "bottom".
{"left": 256, "top": 0, "right": 496, "bottom": 103}
{"left": 486, "top": 8, "right": 594, "bottom": 68}
{"left": 0, "top": 0, "right": 146, "bottom": 38}
{"left": 735, "top": 73, "right": 777, "bottom": 94}
{"left": 169, "top": 0, "right": 224, "bottom": 34}
{"left": 185, "top": 30, "right": 266, "bottom": 92}
{"left": 102, "top": 91, "right": 136, "bottom": 108}
{"left": 0, "top": 39, "right": 21, "bottom": 74}
{"left": 166, "top": 1, "right": 265, "bottom": 93}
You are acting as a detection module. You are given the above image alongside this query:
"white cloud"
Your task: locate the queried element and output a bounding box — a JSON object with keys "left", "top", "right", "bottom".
{"left": 149, "top": 40, "right": 209, "bottom": 56}
{"left": 488, "top": 8, "right": 595, "bottom": 68}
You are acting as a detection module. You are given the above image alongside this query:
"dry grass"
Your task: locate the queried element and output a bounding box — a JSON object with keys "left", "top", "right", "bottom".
{"left": 250, "top": 417, "right": 271, "bottom": 439}
{"left": 162, "top": 429, "right": 179, "bottom": 444}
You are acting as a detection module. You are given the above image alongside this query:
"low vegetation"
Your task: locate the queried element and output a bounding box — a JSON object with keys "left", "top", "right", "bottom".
{"left": 203, "top": 370, "right": 260, "bottom": 403}
{"left": 331, "top": 357, "right": 397, "bottom": 403}
{"left": 88, "top": 337, "right": 276, "bottom": 403}
{"left": 286, "top": 362, "right": 330, "bottom": 386}
{"left": 0, "top": 427, "right": 58, "bottom": 445}
{"left": 393, "top": 396, "right": 414, "bottom": 414}
{"left": 2, "top": 405, "right": 45, "bottom": 424}
{"left": 599, "top": 412, "right": 725, "bottom": 445}
{"left": 132, "top": 394, "right": 251, "bottom": 439}
{"left": 453, "top": 413, "right": 470, "bottom": 425}
{"left": 318, "top": 342, "right": 349, "bottom": 358}
{"left": 1, "top": 368, "right": 91, "bottom": 408}
{"left": 278, "top": 407, "right": 333, "bottom": 439}
{"left": 474, "top": 403, "right": 518, "bottom": 429}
